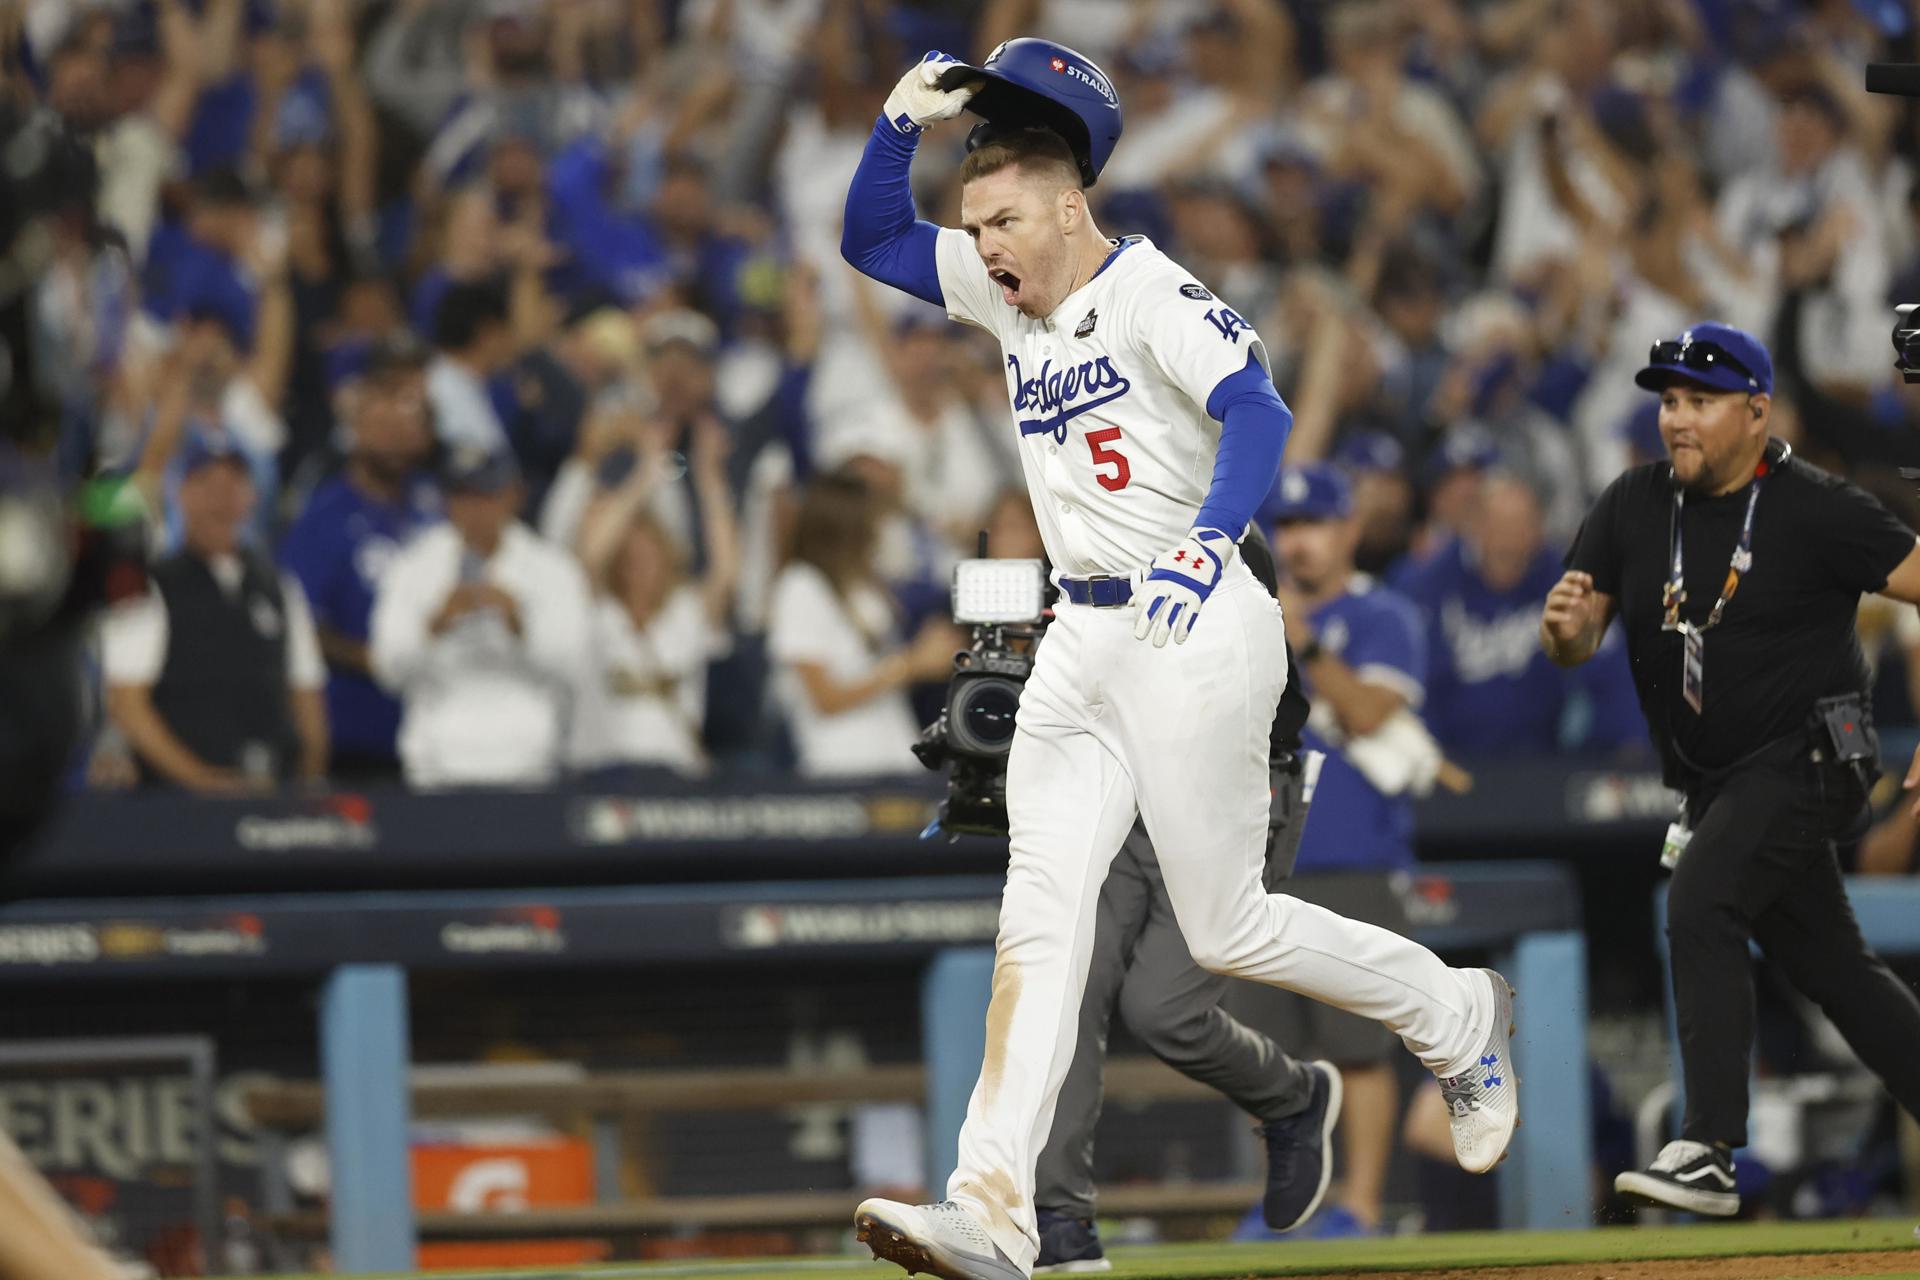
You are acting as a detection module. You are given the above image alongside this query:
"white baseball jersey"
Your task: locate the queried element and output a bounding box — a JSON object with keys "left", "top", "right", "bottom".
{"left": 933, "top": 231, "right": 1269, "bottom": 575}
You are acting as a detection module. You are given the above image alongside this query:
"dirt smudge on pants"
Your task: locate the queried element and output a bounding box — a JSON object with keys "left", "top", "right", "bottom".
{"left": 980, "top": 957, "right": 1022, "bottom": 1107}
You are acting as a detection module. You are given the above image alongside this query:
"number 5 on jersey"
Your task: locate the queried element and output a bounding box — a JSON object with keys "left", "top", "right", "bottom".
{"left": 1086, "top": 426, "right": 1130, "bottom": 492}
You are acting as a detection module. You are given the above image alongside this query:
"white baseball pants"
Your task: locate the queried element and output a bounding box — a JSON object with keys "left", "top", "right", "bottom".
{"left": 946, "top": 566, "right": 1496, "bottom": 1271}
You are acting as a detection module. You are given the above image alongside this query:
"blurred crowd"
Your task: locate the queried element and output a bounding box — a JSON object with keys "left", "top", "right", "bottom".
{"left": 15, "top": 0, "right": 1920, "bottom": 793}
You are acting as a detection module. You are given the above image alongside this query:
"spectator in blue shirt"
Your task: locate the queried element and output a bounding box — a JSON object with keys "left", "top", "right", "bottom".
{"left": 1398, "top": 471, "right": 1578, "bottom": 757}
{"left": 1397, "top": 425, "right": 1501, "bottom": 578}
{"left": 143, "top": 171, "right": 259, "bottom": 346}
{"left": 1331, "top": 429, "right": 1416, "bottom": 578}
{"left": 180, "top": 0, "right": 310, "bottom": 177}
{"left": 1269, "top": 464, "right": 1430, "bottom": 874}
{"left": 410, "top": 189, "right": 506, "bottom": 340}
{"left": 1368, "top": 243, "right": 1453, "bottom": 454}
{"left": 1254, "top": 462, "right": 1438, "bottom": 1237}
{"left": 547, "top": 144, "right": 752, "bottom": 335}
{"left": 280, "top": 335, "right": 440, "bottom": 780}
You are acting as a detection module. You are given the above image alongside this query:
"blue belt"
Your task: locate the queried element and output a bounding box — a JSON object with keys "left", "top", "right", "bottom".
{"left": 1058, "top": 574, "right": 1133, "bottom": 607}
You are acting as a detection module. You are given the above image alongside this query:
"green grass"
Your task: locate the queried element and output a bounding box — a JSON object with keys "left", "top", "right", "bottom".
{"left": 219, "top": 1219, "right": 1920, "bottom": 1280}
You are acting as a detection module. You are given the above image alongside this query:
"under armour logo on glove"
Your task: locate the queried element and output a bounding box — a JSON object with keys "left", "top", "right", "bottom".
{"left": 1133, "top": 528, "right": 1237, "bottom": 647}
{"left": 883, "top": 51, "right": 981, "bottom": 135}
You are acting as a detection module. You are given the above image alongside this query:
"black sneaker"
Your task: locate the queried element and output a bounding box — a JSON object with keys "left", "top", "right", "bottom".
{"left": 1614, "top": 1140, "right": 1739, "bottom": 1217}
{"left": 1033, "top": 1209, "right": 1110, "bottom": 1274}
{"left": 1259, "top": 1060, "right": 1344, "bottom": 1231}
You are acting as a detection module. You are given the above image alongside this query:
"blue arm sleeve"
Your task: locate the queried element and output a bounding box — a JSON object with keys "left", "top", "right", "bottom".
{"left": 840, "top": 117, "right": 943, "bottom": 307}
{"left": 1196, "top": 354, "right": 1294, "bottom": 537}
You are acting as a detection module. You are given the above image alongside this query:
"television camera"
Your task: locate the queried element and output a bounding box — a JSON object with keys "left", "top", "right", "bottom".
{"left": 912, "top": 557, "right": 1050, "bottom": 839}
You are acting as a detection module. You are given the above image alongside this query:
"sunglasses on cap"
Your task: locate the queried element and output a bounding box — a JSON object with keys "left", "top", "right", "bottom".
{"left": 1646, "top": 339, "right": 1758, "bottom": 387}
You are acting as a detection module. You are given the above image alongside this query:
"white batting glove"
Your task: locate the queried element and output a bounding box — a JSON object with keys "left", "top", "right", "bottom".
{"left": 883, "top": 50, "right": 981, "bottom": 135}
{"left": 1132, "top": 528, "right": 1237, "bottom": 647}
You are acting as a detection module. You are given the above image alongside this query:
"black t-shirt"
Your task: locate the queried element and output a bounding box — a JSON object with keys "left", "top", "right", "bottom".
{"left": 1565, "top": 446, "right": 1913, "bottom": 787}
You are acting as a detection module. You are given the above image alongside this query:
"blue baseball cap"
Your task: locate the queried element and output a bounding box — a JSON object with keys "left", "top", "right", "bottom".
{"left": 1260, "top": 463, "right": 1352, "bottom": 526}
{"left": 1424, "top": 426, "right": 1503, "bottom": 484}
{"left": 1634, "top": 322, "right": 1773, "bottom": 395}
{"left": 327, "top": 332, "right": 429, "bottom": 393}
{"left": 325, "top": 338, "right": 372, "bottom": 393}
{"left": 1332, "top": 429, "right": 1405, "bottom": 476}
{"left": 178, "top": 430, "right": 250, "bottom": 476}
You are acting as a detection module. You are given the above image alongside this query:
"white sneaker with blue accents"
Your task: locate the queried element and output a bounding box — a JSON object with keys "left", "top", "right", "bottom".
{"left": 855, "top": 1198, "right": 1026, "bottom": 1280}
{"left": 1439, "top": 969, "right": 1519, "bottom": 1173}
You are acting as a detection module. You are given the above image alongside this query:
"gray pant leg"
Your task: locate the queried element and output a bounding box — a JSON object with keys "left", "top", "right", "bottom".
{"left": 1120, "top": 833, "right": 1316, "bottom": 1123}
{"left": 1033, "top": 825, "right": 1156, "bottom": 1219}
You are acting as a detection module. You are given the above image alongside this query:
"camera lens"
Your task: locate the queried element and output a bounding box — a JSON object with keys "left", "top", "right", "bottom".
{"left": 950, "top": 676, "right": 1023, "bottom": 757}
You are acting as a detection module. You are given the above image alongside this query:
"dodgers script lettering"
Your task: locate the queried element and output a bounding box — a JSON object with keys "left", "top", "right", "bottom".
{"left": 1008, "top": 352, "right": 1133, "bottom": 443}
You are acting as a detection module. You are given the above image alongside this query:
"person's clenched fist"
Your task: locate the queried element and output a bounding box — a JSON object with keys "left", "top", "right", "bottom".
{"left": 1541, "top": 570, "right": 1599, "bottom": 647}
{"left": 883, "top": 51, "right": 982, "bottom": 135}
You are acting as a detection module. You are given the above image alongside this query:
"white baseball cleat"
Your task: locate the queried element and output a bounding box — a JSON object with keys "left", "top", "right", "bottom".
{"left": 855, "top": 1198, "right": 1026, "bottom": 1280}
{"left": 1439, "top": 969, "right": 1520, "bottom": 1174}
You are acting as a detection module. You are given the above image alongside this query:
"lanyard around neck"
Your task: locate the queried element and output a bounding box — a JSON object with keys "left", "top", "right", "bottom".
{"left": 1662, "top": 442, "right": 1788, "bottom": 635}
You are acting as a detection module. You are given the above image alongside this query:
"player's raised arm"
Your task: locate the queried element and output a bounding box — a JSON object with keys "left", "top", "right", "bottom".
{"left": 839, "top": 53, "right": 981, "bottom": 307}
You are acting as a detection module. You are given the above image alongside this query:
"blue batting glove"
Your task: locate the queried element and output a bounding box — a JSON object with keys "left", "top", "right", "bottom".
{"left": 1132, "top": 528, "right": 1236, "bottom": 647}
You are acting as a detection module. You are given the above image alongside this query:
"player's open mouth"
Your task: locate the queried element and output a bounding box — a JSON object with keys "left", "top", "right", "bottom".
{"left": 991, "top": 269, "right": 1022, "bottom": 304}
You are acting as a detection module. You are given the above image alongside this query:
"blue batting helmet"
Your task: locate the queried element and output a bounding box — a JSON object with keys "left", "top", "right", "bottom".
{"left": 950, "top": 38, "right": 1125, "bottom": 187}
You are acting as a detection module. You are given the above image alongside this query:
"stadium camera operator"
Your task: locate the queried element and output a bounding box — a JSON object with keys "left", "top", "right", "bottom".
{"left": 1540, "top": 323, "right": 1920, "bottom": 1218}
{"left": 917, "top": 532, "right": 1339, "bottom": 1272}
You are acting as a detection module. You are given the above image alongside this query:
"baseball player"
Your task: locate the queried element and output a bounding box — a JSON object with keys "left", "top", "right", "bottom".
{"left": 1032, "top": 531, "right": 1337, "bottom": 1275}
{"left": 842, "top": 43, "right": 1518, "bottom": 1280}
